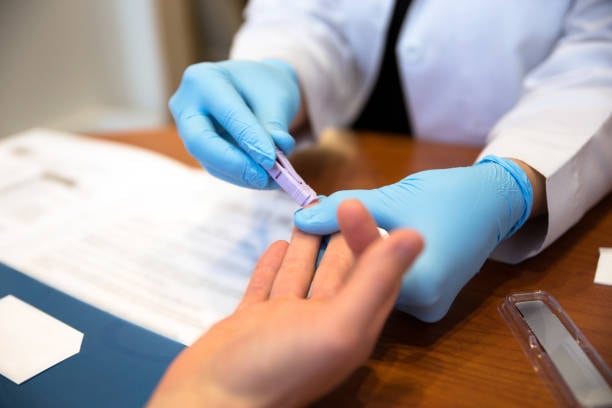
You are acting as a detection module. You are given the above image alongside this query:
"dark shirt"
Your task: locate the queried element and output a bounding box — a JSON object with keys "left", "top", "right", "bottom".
{"left": 352, "top": 0, "right": 412, "bottom": 135}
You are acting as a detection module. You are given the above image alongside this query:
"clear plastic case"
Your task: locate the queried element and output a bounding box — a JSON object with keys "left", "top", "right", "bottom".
{"left": 499, "top": 290, "right": 612, "bottom": 407}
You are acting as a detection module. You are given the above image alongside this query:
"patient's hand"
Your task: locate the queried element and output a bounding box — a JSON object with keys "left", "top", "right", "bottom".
{"left": 147, "top": 199, "right": 423, "bottom": 408}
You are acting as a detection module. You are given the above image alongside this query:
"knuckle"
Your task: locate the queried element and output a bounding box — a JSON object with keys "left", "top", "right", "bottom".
{"left": 182, "top": 62, "right": 220, "bottom": 87}
{"left": 168, "top": 94, "right": 178, "bottom": 115}
{"left": 247, "top": 274, "right": 271, "bottom": 296}
{"left": 321, "top": 253, "right": 353, "bottom": 274}
{"left": 413, "top": 284, "right": 442, "bottom": 309}
{"left": 183, "top": 62, "right": 207, "bottom": 79}
{"left": 223, "top": 112, "right": 257, "bottom": 143}
{"left": 412, "top": 285, "right": 442, "bottom": 309}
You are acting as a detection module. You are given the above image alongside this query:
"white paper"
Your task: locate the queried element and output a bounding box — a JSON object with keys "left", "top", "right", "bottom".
{"left": 594, "top": 248, "right": 612, "bottom": 286}
{"left": 0, "top": 129, "right": 298, "bottom": 345}
{"left": 0, "top": 295, "right": 83, "bottom": 384}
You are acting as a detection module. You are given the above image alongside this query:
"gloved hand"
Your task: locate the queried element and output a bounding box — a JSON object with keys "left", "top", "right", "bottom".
{"left": 169, "top": 59, "right": 301, "bottom": 189}
{"left": 295, "top": 156, "right": 533, "bottom": 322}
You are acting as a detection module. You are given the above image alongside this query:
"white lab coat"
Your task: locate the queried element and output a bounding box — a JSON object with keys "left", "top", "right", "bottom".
{"left": 230, "top": 0, "right": 612, "bottom": 263}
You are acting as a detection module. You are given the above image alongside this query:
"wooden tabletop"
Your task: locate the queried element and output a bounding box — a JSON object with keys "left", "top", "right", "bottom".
{"left": 96, "top": 126, "right": 612, "bottom": 407}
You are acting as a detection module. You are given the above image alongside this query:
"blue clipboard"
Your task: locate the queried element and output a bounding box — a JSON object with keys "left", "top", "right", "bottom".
{"left": 0, "top": 262, "right": 185, "bottom": 408}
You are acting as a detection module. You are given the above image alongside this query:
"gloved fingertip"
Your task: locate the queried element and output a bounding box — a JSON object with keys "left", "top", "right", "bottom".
{"left": 244, "top": 137, "right": 277, "bottom": 170}
{"left": 295, "top": 195, "right": 330, "bottom": 216}
{"left": 244, "top": 165, "right": 271, "bottom": 189}
{"left": 260, "top": 155, "right": 276, "bottom": 170}
{"left": 294, "top": 212, "right": 317, "bottom": 234}
{"left": 266, "top": 126, "right": 295, "bottom": 155}
{"left": 294, "top": 209, "right": 338, "bottom": 235}
{"left": 294, "top": 206, "right": 314, "bottom": 221}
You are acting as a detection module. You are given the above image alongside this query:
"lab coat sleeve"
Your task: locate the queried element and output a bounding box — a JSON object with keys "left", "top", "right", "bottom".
{"left": 229, "top": 1, "right": 392, "bottom": 138}
{"left": 478, "top": 0, "right": 612, "bottom": 263}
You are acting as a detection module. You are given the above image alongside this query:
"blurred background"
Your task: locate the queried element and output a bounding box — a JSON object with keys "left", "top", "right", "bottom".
{"left": 0, "top": 0, "right": 247, "bottom": 137}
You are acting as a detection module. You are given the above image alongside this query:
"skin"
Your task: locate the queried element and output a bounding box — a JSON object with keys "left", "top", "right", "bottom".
{"left": 150, "top": 62, "right": 546, "bottom": 408}
{"left": 512, "top": 159, "right": 547, "bottom": 218}
{"left": 147, "top": 200, "right": 424, "bottom": 408}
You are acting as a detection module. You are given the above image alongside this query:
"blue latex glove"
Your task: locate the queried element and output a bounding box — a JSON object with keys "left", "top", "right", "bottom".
{"left": 169, "top": 59, "right": 301, "bottom": 189}
{"left": 295, "top": 156, "right": 533, "bottom": 322}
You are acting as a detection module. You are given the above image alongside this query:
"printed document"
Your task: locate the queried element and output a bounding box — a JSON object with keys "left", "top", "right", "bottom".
{"left": 0, "top": 129, "right": 298, "bottom": 345}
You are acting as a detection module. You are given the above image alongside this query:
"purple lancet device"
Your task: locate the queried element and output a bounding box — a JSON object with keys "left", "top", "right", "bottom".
{"left": 266, "top": 148, "right": 318, "bottom": 207}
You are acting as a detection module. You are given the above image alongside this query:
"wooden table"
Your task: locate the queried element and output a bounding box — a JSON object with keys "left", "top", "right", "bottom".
{"left": 98, "top": 126, "right": 612, "bottom": 407}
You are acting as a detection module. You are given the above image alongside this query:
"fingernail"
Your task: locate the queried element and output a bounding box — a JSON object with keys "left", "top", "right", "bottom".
{"left": 295, "top": 207, "right": 313, "bottom": 219}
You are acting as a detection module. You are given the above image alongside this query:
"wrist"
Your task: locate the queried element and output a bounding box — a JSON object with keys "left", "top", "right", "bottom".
{"left": 508, "top": 158, "right": 547, "bottom": 219}
{"left": 147, "top": 352, "right": 261, "bottom": 408}
{"left": 261, "top": 58, "right": 308, "bottom": 132}
{"left": 148, "top": 380, "right": 259, "bottom": 408}
{"left": 476, "top": 155, "right": 533, "bottom": 239}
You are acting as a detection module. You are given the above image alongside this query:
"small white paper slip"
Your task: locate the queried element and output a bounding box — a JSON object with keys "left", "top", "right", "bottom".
{"left": 594, "top": 248, "right": 612, "bottom": 286}
{"left": 0, "top": 295, "right": 84, "bottom": 384}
